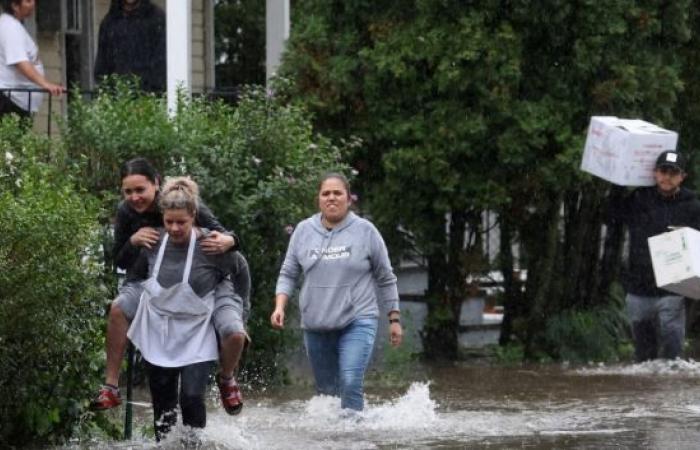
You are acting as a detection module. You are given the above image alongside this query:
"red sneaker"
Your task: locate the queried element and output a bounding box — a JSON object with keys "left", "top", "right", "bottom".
{"left": 90, "top": 385, "right": 122, "bottom": 410}
{"left": 217, "top": 375, "right": 243, "bottom": 415}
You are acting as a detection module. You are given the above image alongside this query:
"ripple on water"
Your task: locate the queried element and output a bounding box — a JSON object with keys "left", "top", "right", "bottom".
{"left": 574, "top": 358, "right": 700, "bottom": 376}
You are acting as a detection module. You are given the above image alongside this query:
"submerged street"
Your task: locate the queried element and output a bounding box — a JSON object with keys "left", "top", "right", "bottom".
{"left": 71, "top": 359, "right": 700, "bottom": 449}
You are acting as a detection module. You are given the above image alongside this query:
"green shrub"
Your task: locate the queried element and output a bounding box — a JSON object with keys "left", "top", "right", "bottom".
{"left": 0, "top": 123, "right": 108, "bottom": 446}
{"left": 0, "top": 81, "right": 349, "bottom": 445}
{"left": 176, "top": 86, "right": 348, "bottom": 384}
{"left": 62, "top": 78, "right": 176, "bottom": 205}
{"left": 62, "top": 81, "right": 350, "bottom": 385}
{"left": 494, "top": 342, "right": 525, "bottom": 365}
{"left": 542, "top": 294, "right": 628, "bottom": 363}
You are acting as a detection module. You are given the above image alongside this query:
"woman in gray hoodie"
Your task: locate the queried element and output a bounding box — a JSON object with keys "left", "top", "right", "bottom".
{"left": 271, "top": 172, "right": 403, "bottom": 411}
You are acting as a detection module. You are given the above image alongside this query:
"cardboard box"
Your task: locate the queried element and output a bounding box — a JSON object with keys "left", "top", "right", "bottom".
{"left": 581, "top": 116, "right": 678, "bottom": 186}
{"left": 648, "top": 227, "right": 700, "bottom": 299}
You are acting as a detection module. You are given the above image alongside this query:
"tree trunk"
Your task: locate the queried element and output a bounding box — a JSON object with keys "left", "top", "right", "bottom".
{"left": 422, "top": 211, "right": 468, "bottom": 360}
{"left": 596, "top": 185, "right": 625, "bottom": 302}
{"left": 524, "top": 193, "right": 563, "bottom": 357}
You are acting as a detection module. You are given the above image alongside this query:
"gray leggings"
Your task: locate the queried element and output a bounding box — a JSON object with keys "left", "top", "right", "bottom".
{"left": 626, "top": 293, "right": 685, "bottom": 362}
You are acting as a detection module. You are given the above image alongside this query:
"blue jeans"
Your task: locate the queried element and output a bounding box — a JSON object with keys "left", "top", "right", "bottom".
{"left": 303, "top": 318, "right": 378, "bottom": 411}
{"left": 626, "top": 293, "right": 685, "bottom": 362}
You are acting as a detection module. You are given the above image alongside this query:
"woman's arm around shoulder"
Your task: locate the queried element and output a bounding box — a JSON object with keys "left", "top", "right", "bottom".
{"left": 197, "top": 202, "right": 240, "bottom": 252}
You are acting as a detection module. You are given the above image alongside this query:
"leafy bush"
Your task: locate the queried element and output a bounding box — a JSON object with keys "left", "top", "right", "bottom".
{"left": 62, "top": 78, "right": 176, "bottom": 208}
{"left": 0, "top": 120, "right": 108, "bottom": 446}
{"left": 541, "top": 292, "right": 629, "bottom": 363}
{"left": 63, "top": 82, "right": 349, "bottom": 385}
{"left": 0, "top": 81, "right": 348, "bottom": 445}
{"left": 176, "top": 86, "right": 348, "bottom": 384}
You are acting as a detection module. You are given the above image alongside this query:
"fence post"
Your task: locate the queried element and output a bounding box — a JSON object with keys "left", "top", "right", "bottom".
{"left": 124, "top": 343, "right": 134, "bottom": 440}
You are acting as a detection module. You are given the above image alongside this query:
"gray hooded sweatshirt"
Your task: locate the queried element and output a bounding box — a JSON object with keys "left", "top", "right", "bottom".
{"left": 275, "top": 211, "right": 400, "bottom": 331}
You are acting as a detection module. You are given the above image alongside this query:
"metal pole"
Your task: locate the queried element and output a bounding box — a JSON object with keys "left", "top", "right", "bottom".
{"left": 47, "top": 93, "right": 51, "bottom": 136}
{"left": 124, "top": 343, "right": 134, "bottom": 439}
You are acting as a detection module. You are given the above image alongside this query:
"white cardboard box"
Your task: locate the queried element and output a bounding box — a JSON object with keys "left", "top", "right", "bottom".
{"left": 581, "top": 116, "right": 678, "bottom": 186}
{"left": 648, "top": 227, "right": 700, "bottom": 299}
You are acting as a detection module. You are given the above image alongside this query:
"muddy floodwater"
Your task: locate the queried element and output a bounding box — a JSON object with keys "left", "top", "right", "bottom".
{"left": 68, "top": 359, "right": 700, "bottom": 449}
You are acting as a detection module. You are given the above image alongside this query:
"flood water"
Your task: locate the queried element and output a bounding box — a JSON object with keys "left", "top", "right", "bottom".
{"left": 70, "top": 359, "right": 700, "bottom": 449}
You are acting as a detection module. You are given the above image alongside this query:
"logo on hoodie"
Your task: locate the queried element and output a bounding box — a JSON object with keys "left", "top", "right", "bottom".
{"left": 309, "top": 245, "right": 352, "bottom": 261}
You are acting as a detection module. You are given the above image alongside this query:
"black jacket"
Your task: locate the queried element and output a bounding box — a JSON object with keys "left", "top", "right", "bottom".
{"left": 616, "top": 186, "right": 700, "bottom": 296}
{"left": 112, "top": 198, "right": 239, "bottom": 271}
{"left": 94, "top": 0, "right": 166, "bottom": 93}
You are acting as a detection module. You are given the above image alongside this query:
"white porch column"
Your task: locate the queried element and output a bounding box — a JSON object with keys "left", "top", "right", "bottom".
{"left": 266, "top": 0, "right": 290, "bottom": 84}
{"left": 166, "top": 0, "right": 192, "bottom": 115}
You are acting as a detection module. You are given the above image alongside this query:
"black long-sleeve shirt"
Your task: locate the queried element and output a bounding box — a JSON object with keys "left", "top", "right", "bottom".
{"left": 112, "top": 199, "right": 238, "bottom": 271}
{"left": 614, "top": 186, "right": 700, "bottom": 296}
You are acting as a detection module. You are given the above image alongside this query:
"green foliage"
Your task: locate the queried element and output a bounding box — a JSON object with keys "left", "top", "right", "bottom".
{"left": 62, "top": 81, "right": 348, "bottom": 386}
{"left": 279, "top": 0, "right": 693, "bottom": 360}
{"left": 368, "top": 311, "right": 422, "bottom": 387}
{"left": 173, "top": 86, "right": 348, "bottom": 384}
{"left": 367, "top": 343, "right": 422, "bottom": 388}
{"left": 541, "top": 298, "right": 629, "bottom": 363}
{"left": 494, "top": 343, "right": 525, "bottom": 365}
{"left": 62, "top": 77, "right": 176, "bottom": 206}
{"left": 0, "top": 120, "right": 108, "bottom": 446}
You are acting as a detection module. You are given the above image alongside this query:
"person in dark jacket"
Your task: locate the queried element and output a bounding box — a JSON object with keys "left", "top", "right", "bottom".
{"left": 614, "top": 150, "right": 700, "bottom": 362}
{"left": 94, "top": 0, "right": 165, "bottom": 93}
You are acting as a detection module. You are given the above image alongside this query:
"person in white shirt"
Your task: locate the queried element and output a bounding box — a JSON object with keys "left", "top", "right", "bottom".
{"left": 0, "top": 0, "right": 63, "bottom": 119}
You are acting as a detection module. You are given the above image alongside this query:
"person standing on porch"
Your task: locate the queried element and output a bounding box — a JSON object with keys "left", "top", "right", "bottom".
{"left": 94, "top": 0, "right": 166, "bottom": 93}
{"left": 0, "top": 0, "right": 64, "bottom": 120}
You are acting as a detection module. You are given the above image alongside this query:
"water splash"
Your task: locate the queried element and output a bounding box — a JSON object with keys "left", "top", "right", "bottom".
{"left": 198, "top": 382, "right": 440, "bottom": 449}
{"left": 362, "top": 382, "right": 438, "bottom": 429}
{"left": 574, "top": 358, "right": 700, "bottom": 376}
{"left": 300, "top": 381, "right": 438, "bottom": 431}
{"left": 195, "top": 381, "right": 630, "bottom": 449}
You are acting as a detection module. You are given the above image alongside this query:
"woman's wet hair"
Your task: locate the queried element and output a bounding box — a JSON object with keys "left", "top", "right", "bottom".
{"left": 159, "top": 176, "right": 200, "bottom": 216}
{"left": 120, "top": 157, "right": 160, "bottom": 185}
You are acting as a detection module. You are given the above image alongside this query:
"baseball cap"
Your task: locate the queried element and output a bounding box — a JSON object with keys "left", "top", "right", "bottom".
{"left": 655, "top": 150, "right": 686, "bottom": 172}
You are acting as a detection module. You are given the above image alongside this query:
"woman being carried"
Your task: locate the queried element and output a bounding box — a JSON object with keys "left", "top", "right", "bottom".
{"left": 91, "top": 158, "right": 248, "bottom": 415}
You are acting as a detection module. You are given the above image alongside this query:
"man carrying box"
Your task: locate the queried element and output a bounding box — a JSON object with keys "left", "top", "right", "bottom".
{"left": 613, "top": 150, "right": 700, "bottom": 362}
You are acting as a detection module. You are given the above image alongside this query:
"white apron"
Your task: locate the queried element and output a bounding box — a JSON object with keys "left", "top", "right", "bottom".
{"left": 127, "top": 230, "right": 218, "bottom": 367}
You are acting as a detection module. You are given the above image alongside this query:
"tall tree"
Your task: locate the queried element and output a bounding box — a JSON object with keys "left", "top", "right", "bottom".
{"left": 280, "top": 0, "right": 520, "bottom": 359}
{"left": 279, "top": 0, "right": 691, "bottom": 360}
